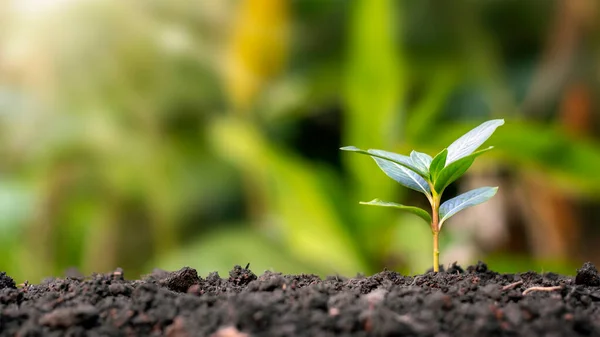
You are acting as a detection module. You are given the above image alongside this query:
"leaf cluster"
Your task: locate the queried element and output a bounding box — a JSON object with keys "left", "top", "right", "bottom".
{"left": 341, "top": 119, "right": 504, "bottom": 230}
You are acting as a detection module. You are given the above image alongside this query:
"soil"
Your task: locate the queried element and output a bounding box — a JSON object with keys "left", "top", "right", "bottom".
{"left": 1, "top": 262, "right": 600, "bottom": 337}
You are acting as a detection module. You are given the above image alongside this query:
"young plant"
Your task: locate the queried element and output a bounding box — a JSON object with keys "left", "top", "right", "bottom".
{"left": 341, "top": 119, "right": 504, "bottom": 272}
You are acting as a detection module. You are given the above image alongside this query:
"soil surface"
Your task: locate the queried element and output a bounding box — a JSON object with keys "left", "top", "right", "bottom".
{"left": 1, "top": 262, "right": 600, "bottom": 336}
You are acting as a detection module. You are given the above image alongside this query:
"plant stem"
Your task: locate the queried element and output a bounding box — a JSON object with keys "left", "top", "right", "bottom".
{"left": 432, "top": 230, "right": 439, "bottom": 272}
{"left": 431, "top": 195, "right": 440, "bottom": 272}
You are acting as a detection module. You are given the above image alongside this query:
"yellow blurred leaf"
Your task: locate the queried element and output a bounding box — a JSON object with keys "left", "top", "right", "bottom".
{"left": 223, "top": 0, "right": 289, "bottom": 110}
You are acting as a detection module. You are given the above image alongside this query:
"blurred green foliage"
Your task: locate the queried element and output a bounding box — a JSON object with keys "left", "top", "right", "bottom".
{"left": 0, "top": 0, "right": 598, "bottom": 282}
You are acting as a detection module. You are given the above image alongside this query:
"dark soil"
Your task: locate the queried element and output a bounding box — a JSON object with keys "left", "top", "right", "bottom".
{"left": 1, "top": 262, "right": 600, "bottom": 336}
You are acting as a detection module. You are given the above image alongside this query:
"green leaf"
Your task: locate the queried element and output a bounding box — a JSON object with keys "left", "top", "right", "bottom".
{"left": 438, "top": 187, "right": 498, "bottom": 229}
{"left": 433, "top": 147, "right": 493, "bottom": 193}
{"left": 360, "top": 199, "right": 431, "bottom": 223}
{"left": 410, "top": 150, "right": 432, "bottom": 175}
{"left": 434, "top": 158, "right": 474, "bottom": 194}
{"left": 371, "top": 157, "right": 431, "bottom": 197}
{"left": 340, "top": 146, "right": 428, "bottom": 178}
{"left": 446, "top": 119, "right": 504, "bottom": 164}
{"left": 213, "top": 119, "right": 366, "bottom": 274}
{"left": 431, "top": 121, "right": 600, "bottom": 195}
{"left": 369, "top": 149, "right": 428, "bottom": 177}
{"left": 429, "top": 148, "right": 447, "bottom": 182}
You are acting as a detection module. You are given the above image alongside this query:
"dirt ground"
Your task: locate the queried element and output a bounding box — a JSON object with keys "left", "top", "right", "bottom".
{"left": 1, "top": 262, "right": 599, "bottom": 336}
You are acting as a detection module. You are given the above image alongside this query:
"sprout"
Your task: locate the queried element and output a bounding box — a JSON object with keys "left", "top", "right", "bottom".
{"left": 341, "top": 119, "right": 504, "bottom": 272}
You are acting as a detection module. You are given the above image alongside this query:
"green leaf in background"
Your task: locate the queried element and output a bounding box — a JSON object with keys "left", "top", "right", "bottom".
{"left": 372, "top": 157, "right": 431, "bottom": 197}
{"left": 342, "top": 0, "right": 402, "bottom": 157}
{"left": 342, "top": 0, "right": 404, "bottom": 269}
{"left": 439, "top": 186, "right": 498, "bottom": 229}
{"left": 484, "top": 253, "right": 579, "bottom": 276}
{"left": 212, "top": 118, "right": 366, "bottom": 275}
{"left": 410, "top": 150, "right": 432, "bottom": 174}
{"left": 446, "top": 119, "right": 504, "bottom": 164}
{"left": 360, "top": 199, "right": 431, "bottom": 223}
{"left": 434, "top": 147, "right": 493, "bottom": 193}
{"left": 429, "top": 149, "right": 448, "bottom": 182}
{"left": 405, "top": 66, "right": 459, "bottom": 143}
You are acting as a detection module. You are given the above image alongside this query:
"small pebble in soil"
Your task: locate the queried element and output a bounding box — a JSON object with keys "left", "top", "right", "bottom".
{"left": 111, "top": 267, "right": 125, "bottom": 281}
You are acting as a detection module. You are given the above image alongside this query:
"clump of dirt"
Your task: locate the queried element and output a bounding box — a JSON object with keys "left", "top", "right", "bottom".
{"left": 0, "top": 272, "right": 16, "bottom": 290}
{"left": 575, "top": 262, "right": 600, "bottom": 286}
{"left": 0, "top": 262, "right": 599, "bottom": 336}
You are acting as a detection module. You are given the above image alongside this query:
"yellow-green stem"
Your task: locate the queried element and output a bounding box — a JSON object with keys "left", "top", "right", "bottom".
{"left": 433, "top": 230, "right": 439, "bottom": 272}
{"left": 431, "top": 194, "right": 440, "bottom": 272}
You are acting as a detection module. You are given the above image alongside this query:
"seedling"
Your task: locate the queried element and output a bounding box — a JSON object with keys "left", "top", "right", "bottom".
{"left": 341, "top": 119, "right": 504, "bottom": 272}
